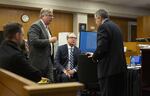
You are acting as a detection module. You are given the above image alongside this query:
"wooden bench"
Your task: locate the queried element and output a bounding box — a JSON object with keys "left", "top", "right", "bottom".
{"left": 0, "top": 68, "right": 84, "bottom": 96}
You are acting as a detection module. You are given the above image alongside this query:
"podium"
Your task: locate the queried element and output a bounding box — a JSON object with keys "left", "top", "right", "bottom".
{"left": 78, "top": 54, "right": 99, "bottom": 95}
{"left": 78, "top": 54, "right": 98, "bottom": 84}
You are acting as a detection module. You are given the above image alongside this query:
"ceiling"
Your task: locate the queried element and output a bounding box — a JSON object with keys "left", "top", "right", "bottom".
{"left": 84, "top": 0, "right": 150, "bottom": 10}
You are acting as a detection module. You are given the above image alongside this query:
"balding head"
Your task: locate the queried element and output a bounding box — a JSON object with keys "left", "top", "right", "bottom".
{"left": 67, "top": 33, "right": 77, "bottom": 40}
{"left": 67, "top": 33, "right": 77, "bottom": 46}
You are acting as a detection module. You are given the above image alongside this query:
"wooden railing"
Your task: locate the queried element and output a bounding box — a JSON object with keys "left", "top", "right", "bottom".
{"left": 0, "top": 68, "right": 84, "bottom": 96}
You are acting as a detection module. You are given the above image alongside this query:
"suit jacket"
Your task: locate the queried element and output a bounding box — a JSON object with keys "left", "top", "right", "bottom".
{"left": 28, "top": 20, "right": 52, "bottom": 70}
{"left": 54, "top": 44, "right": 81, "bottom": 72}
{"left": 0, "top": 40, "right": 41, "bottom": 82}
{"left": 93, "top": 19, "right": 127, "bottom": 79}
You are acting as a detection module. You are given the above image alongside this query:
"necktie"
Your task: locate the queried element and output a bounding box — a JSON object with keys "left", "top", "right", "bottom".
{"left": 46, "top": 26, "right": 51, "bottom": 38}
{"left": 69, "top": 47, "right": 74, "bottom": 69}
{"left": 46, "top": 27, "right": 53, "bottom": 55}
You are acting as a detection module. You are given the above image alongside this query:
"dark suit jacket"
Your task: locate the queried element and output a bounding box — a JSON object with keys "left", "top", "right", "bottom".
{"left": 28, "top": 20, "right": 52, "bottom": 71}
{"left": 0, "top": 40, "right": 41, "bottom": 82}
{"left": 93, "top": 19, "right": 127, "bottom": 79}
{"left": 54, "top": 44, "right": 81, "bottom": 72}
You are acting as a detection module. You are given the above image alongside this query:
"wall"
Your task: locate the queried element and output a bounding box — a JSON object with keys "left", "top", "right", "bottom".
{"left": 0, "top": 7, "right": 73, "bottom": 39}
{"left": 87, "top": 14, "right": 137, "bottom": 41}
{"left": 0, "top": 0, "right": 150, "bottom": 18}
{"left": 137, "top": 16, "right": 150, "bottom": 38}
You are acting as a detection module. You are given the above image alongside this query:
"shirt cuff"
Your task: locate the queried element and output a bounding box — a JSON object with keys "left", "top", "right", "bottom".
{"left": 73, "top": 69, "right": 77, "bottom": 72}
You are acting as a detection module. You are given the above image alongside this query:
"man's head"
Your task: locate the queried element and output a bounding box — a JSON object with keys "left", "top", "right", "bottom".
{"left": 3, "top": 22, "right": 24, "bottom": 44}
{"left": 95, "top": 9, "right": 109, "bottom": 26}
{"left": 40, "top": 8, "right": 54, "bottom": 25}
{"left": 67, "top": 33, "right": 77, "bottom": 47}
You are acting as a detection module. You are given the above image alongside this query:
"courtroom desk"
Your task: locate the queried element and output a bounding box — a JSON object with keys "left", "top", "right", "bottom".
{"left": 78, "top": 54, "right": 99, "bottom": 96}
{"left": 140, "top": 49, "right": 150, "bottom": 85}
{"left": 78, "top": 54, "right": 141, "bottom": 96}
{"left": 127, "top": 66, "right": 141, "bottom": 96}
{"left": 140, "top": 49, "right": 150, "bottom": 96}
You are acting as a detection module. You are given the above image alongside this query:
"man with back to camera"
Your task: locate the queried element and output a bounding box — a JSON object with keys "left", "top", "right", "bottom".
{"left": 0, "top": 22, "right": 41, "bottom": 82}
{"left": 88, "top": 9, "right": 127, "bottom": 96}
{"left": 54, "top": 33, "right": 81, "bottom": 82}
{"left": 28, "top": 8, "right": 57, "bottom": 83}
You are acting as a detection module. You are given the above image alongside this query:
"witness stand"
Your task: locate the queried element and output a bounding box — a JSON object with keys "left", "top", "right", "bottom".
{"left": 0, "top": 68, "right": 84, "bottom": 96}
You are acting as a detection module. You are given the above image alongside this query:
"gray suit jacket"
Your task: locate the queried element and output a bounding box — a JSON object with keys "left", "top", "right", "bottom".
{"left": 28, "top": 20, "right": 52, "bottom": 71}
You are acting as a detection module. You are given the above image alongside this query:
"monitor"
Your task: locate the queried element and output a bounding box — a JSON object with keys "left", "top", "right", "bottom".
{"left": 79, "top": 31, "right": 97, "bottom": 53}
{"left": 130, "top": 56, "right": 141, "bottom": 65}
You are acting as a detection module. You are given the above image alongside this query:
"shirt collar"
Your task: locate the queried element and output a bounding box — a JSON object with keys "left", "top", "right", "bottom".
{"left": 67, "top": 44, "right": 74, "bottom": 49}
{"left": 102, "top": 18, "right": 108, "bottom": 24}
{"left": 40, "top": 19, "right": 47, "bottom": 28}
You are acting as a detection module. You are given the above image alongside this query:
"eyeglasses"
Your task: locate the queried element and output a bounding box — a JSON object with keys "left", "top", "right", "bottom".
{"left": 68, "top": 37, "right": 77, "bottom": 39}
{"left": 46, "top": 15, "right": 54, "bottom": 18}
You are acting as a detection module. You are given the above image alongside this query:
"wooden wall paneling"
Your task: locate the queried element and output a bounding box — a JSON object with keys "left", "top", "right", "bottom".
{"left": 88, "top": 14, "right": 97, "bottom": 32}
{"left": 137, "top": 16, "right": 150, "bottom": 38}
{"left": 66, "top": 13, "right": 73, "bottom": 32}
{"left": 137, "top": 16, "right": 144, "bottom": 38}
{"left": 87, "top": 14, "right": 137, "bottom": 41}
{"left": 50, "top": 12, "right": 73, "bottom": 37}
{"left": 0, "top": 7, "right": 73, "bottom": 39}
{"left": 143, "top": 16, "right": 150, "bottom": 37}
{"left": 110, "top": 17, "right": 132, "bottom": 41}
{"left": 0, "top": 7, "right": 39, "bottom": 39}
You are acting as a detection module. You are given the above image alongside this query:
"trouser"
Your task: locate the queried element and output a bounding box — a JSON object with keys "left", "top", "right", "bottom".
{"left": 41, "top": 58, "right": 54, "bottom": 83}
{"left": 99, "top": 72, "right": 127, "bottom": 96}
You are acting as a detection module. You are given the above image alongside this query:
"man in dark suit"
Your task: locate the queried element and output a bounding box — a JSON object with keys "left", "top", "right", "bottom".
{"left": 54, "top": 33, "right": 81, "bottom": 82}
{"left": 0, "top": 22, "right": 41, "bottom": 82}
{"left": 28, "top": 8, "right": 57, "bottom": 83}
{"left": 88, "top": 9, "right": 127, "bottom": 96}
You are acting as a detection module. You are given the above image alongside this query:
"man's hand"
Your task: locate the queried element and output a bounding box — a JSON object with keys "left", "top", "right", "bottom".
{"left": 49, "top": 37, "right": 57, "bottom": 43}
{"left": 67, "top": 69, "right": 75, "bottom": 75}
{"left": 86, "top": 52, "right": 93, "bottom": 58}
{"left": 63, "top": 69, "right": 71, "bottom": 78}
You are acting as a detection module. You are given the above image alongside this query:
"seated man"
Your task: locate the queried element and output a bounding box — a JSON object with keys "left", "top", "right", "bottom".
{"left": 54, "top": 33, "right": 81, "bottom": 82}
{"left": 0, "top": 22, "right": 41, "bottom": 82}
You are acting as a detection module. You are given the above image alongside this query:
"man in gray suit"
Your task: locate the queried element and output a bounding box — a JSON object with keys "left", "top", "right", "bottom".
{"left": 28, "top": 8, "right": 57, "bottom": 83}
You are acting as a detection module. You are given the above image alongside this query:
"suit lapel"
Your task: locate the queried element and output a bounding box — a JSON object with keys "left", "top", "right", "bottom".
{"left": 73, "top": 46, "right": 77, "bottom": 58}
{"left": 103, "top": 18, "right": 109, "bottom": 24}
{"left": 48, "top": 27, "right": 52, "bottom": 36}
{"left": 64, "top": 44, "right": 68, "bottom": 57}
{"left": 38, "top": 20, "right": 49, "bottom": 39}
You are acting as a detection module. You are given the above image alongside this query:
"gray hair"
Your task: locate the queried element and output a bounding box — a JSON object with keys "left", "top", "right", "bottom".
{"left": 67, "top": 33, "right": 77, "bottom": 39}
{"left": 40, "top": 8, "right": 53, "bottom": 18}
{"left": 95, "top": 9, "right": 109, "bottom": 19}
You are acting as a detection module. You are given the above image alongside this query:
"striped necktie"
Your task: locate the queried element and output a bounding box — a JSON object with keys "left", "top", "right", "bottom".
{"left": 69, "top": 47, "right": 74, "bottom": 69}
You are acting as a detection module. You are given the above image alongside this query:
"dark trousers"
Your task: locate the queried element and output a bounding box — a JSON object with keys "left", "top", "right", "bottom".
{"left": 40, "top": 57, "right": 54, "bottom": 83}
{"left": 99, "top": 72, "right": 127, "bottom": 96}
